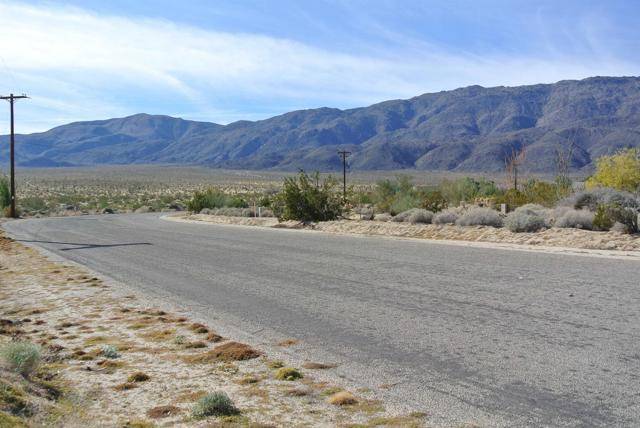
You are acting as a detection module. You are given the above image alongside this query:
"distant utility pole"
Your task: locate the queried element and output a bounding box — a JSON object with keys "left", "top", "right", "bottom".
{"left": 1, "top": 94, "right": 29, "bottom": 218}
{"left": 337, "top": 150, "right": 351, "bottom": 202}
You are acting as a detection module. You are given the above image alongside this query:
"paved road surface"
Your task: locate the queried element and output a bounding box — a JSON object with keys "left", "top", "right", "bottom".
{"left": 4, "top": 214, "right": 640, "bottom": 427}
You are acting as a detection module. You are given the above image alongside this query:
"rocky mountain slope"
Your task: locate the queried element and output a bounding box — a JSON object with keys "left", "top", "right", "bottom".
{"left": 2, "top": 76, "right": 639, "bottom": 172}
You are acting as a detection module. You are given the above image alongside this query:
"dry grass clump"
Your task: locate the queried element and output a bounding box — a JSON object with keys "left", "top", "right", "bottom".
{"left": 140, "top": 328, "right": 175, "bottom": 342}
{"left": 392, "top": 208, "right": 433, "bottom": 224}
{"left": 274, "top": 367, "right": 303, "bottom": 381}
{"left": 302, "top": 362, "right": 336, "bottom": 370}
{"left": 327, "top": 391, "right": 358, "bottom": 406}
{"left": 206, "top": 332, "right": 224, "bottom": 342}
{"left": 114, "top": 382, "right": 138, "bottom": 391}
{"left": 185, "top": 342, "right": 261, "bottom": 363}
{"left": 127, "top": 372, "right": 150, "bottom": 383}
{"left": 189, "top": 323, "right": 209, "bottom": 334}
{"left": 276, "top": 339, "right": 298, "bottom": 347}
{"left": 146, "top": 405, "right": 182, "bottom": 419}
{"left": 267, "top": 360, "right": 284, "bottom": 369}
{"left": 184, "top": 341, "right": 207, "bottom": 349}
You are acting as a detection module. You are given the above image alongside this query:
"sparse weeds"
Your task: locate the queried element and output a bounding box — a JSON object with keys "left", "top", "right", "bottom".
{"left": 0, "top": 342, "right": 41, "bottom": 377}
{"left": 100, "top": 345, "right": 120, "bottom": 359}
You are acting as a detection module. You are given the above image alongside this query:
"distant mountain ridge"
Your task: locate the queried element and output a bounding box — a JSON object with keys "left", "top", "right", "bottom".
{"left": 2, "top": 76, "right": 640, "bottom": 172}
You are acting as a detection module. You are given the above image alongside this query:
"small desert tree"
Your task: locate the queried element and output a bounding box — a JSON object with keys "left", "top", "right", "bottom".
{"left": 272, "top": 171, "right": 343, "bottom": 222}
{"left": 586, "top": 148, "right": 640, "bottom": 193}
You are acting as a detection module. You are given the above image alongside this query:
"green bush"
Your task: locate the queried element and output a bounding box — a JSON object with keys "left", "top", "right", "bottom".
{"left": 187, "top": 188, "right": 248, "bottom": 212}
{"left": 0, "top": 342, "right": 41, "bottom": 377}
{"left": 421, "top": 189, "right": 448, "bottom": 213}
{"left": 0, "top": 175, "right": 9, "bottom": 210}
{"left": 191, "top": 392, "right": 239, "bottom": 418}
{"left": 271, "top": 171, "right": 343, "bottom": 222}
{"left": 593, "top": 203, "right": 638, "bottom": 233}
{"left": 495, "top": 189, "right": 529, "bottom": 211}
{"left": 438, "top": 177, "right": 500, "bottom": 206}
{"left": 373, "top": 176, "right": 422, "bottom": 215}
{"left": 521, "top": 179, "right": 561, "bottom": 207}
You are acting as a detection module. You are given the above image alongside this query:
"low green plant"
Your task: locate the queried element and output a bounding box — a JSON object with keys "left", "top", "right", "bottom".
{"left": 0, "top": 342, "right": 41, "bottom": 377}
{"left": 100, "top": 345, "right": 120, "bottom": 359}
{"left": 191, "top": 392, "right": 239, "bottom": 418}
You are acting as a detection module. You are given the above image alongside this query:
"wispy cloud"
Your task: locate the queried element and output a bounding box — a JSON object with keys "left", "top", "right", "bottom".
{"left": 0, "top": 1, "right": 637, "bottom": 133}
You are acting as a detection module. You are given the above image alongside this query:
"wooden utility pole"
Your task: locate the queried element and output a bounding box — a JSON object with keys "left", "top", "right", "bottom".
{"left": 337, "top": 150, "right": 351, "bottom": 202}
{"left": 1, "top": 94, "right": 29, "bottom": 218}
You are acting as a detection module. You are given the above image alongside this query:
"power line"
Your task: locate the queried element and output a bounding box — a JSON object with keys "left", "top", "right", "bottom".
{"left": 1, "top": 93, "right": 29, "bottom": 218}
{"left": 337, "top": 150, "right": 351, "bottom": 202}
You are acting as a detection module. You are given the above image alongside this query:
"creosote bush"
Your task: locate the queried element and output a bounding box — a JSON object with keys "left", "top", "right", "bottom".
{"left": 0, "top": 342, "right": 41, "bottom": 377}
{"left": 191, "top": 392, "right": 239, "bottom": 419}
{"left": 187, "top": 188, "right": 248, "bottom": 213}
{"left": 593, "top": 203, "right": 639, "bottom": 233}
{"left": 271, "top": 171, "right": 343, "bottom": 222}
{"left": 455, "top": 207, "right": 503, "bottom": 228}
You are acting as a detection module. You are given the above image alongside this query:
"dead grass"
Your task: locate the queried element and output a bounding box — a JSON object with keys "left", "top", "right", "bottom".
{"left": 184, "top": 342, "right": 261, "bottom": 363}
{"left": 327, "top": 391, "right": 358, "bottom": 406}
{"left": 146, "top": 405, "right": 182, "bottom": 419}
{"left": 127, "top": 372, "right": 150, "bottom": 383}
{"left": 276, "top": 339, "right": 298, "bottom": 347}
{"left": 302, "top": 362, "right": 336, "bottom": 370}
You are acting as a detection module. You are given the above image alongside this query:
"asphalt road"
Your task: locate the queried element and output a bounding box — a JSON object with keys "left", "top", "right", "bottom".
{"left": 4, "top": 214, "right": 640, "bottom": 427}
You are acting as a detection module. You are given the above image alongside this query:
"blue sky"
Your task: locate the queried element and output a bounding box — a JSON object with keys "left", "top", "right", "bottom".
{"left": 0, "top": 0, "right": 639, "bottom": 133}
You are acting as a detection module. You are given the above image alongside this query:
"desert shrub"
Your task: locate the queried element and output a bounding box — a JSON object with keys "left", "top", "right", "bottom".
{"left": 421, "top": 189, "right": 447, "bottom": 212}
{"left": 504, "top": 208, "right": 546, "bottom": 233}
{"left": 191, "top": 392, "right": 239, "bottom": 418}
{"left": 18, "top": 196, "right": 47, "bottom": 214}
{"left": 433, "top": 209, "right": 459, "bottom": 224}
{"left": 555, "top": 209, "right": 595, "bottom": 230}
{"left": 593, "top": 203, "right": 638, "bottom": 233}
{"left": 373, "top": 176, "right": 422, "bottom": 215}
{"left": 271, "top": 171, "right": 343, "bottom": 222}
{"left": 100, "top": 345, "right": 120, "bottom": 359}
{"left": 521, "top": 179, "right": 562, "bottom": 207}
{"left": 564, "top": 187, "right": 640, "bottom": 212}
{"left": 0, "top": 175, "right": 9, "bottom": 210}
{"left": 392, "top": 208, "right": 433, "bottom": 224}
{"left": 455, "top": 207, "right": 503, "bottom": 228}
{"left": 274, "top": 367, "right": 303, "bottom": 381}
{"left": 354, "top": 205, "right": 374, "bottom": 220}
{"left": 373, "top": 213, "right": 392, "bottom": 222}
{"left": 438, "top": 177, "right": 500, "bottom": 206}
{"left": 586, "top": 148, "right": 640, "bottom": 192}
{"left": 408, "top": 209, "right": 433, "bottom": 224}
{"left": 495, "top": 189, "right": 529, "bottom": 211}
{"left": 187, "top": 188, "right": 248, "bottom": 212}
{"left": 0, "top": 342, "right": 41, "bottom": 376}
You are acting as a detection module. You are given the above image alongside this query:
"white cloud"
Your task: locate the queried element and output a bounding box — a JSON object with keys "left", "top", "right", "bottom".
{"left": 0, "top": 1, "right": 637, "bottom": 133}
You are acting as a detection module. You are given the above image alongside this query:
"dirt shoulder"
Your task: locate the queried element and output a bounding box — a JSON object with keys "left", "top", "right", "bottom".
{"left": 0, "top": 231, "right": 425, "bottom": 427}
{"left": 167, "top": 214, "right": 640, "bottom": 260}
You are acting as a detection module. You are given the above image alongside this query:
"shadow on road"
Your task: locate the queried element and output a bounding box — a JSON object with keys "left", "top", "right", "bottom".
{"left": 16, "top": 239, "right": 152, "bottom": 251}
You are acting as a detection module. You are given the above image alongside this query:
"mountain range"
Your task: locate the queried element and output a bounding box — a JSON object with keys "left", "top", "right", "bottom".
{"left": 2, "top": 76, "right": 639, "bottom": 172}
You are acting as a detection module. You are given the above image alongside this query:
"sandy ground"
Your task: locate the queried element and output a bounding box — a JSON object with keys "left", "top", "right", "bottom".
{"left": 0, "top": 230, "right": 426, "bottom": 427}
{"left": 170, "top": 214, "right": 640, "bottom": 260}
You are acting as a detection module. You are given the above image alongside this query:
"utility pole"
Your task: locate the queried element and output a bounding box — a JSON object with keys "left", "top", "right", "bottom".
{"left": 1, "top": 94, "right": 29, "bottom": 218}
{"left": 337, "top": 150, "right": 351, "bottom": 202}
